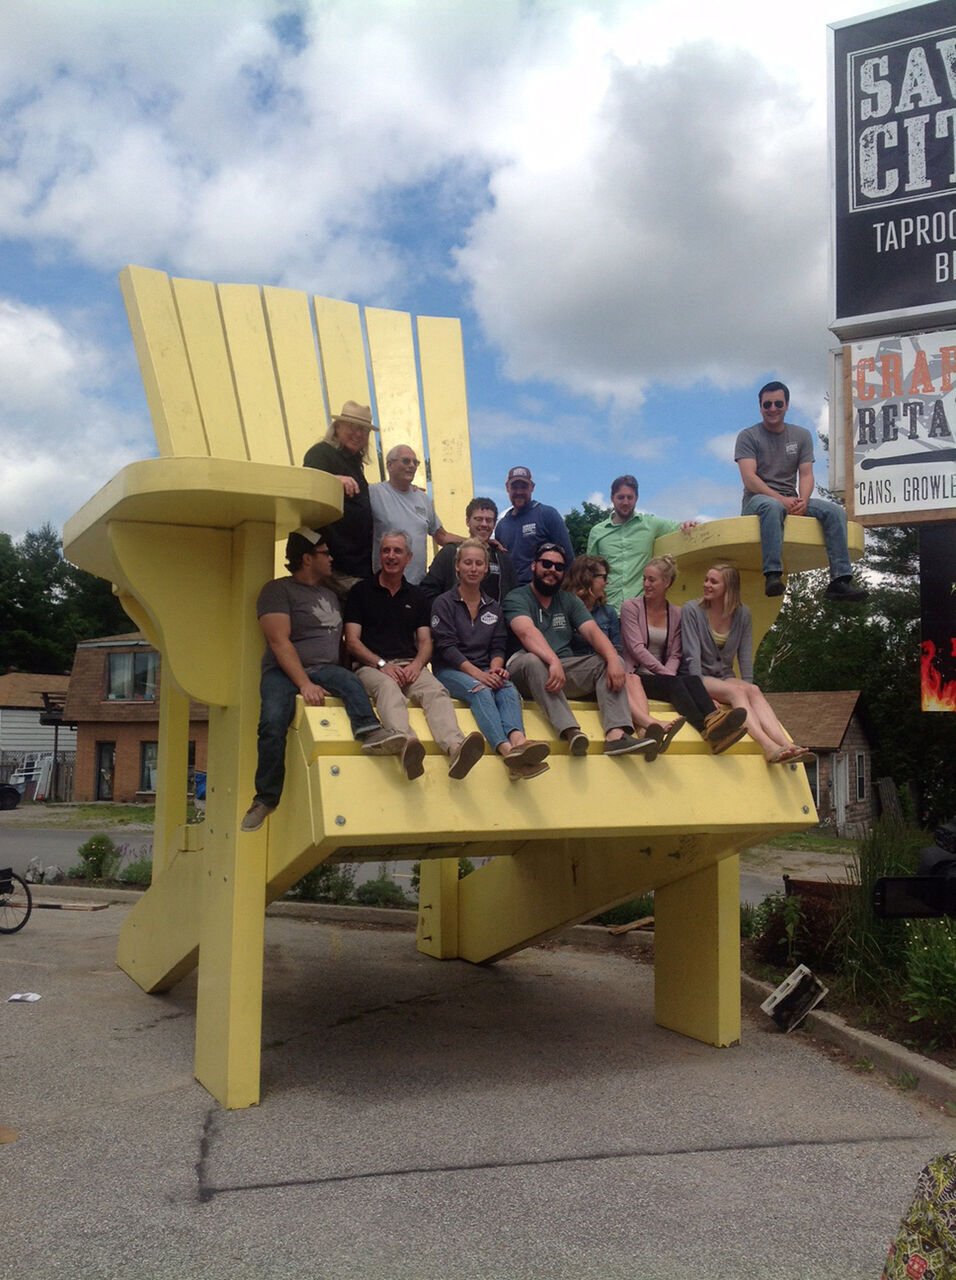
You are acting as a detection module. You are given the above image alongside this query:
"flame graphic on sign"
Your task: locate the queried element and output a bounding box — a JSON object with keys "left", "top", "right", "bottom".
{"left": 921, "top": 640, "right": 956, "bottom": 712}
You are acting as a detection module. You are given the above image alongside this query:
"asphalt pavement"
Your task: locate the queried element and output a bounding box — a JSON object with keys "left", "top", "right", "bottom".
{"left": 2, "top": 897, "right": 954, "bottom": 1279}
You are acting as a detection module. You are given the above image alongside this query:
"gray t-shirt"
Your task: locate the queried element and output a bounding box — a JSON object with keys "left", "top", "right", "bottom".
{"left": 734, "top": 422, "right": 814, "bottom": 505}
{"left": 369, "top": 483, "right": 442, "bottom": 585}
{"left": 256, "top": 578, "right": 343, "bottom": 672}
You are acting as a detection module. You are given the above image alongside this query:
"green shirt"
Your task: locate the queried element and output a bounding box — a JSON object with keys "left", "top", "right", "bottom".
{"left": 504, "top": 586, "right": 592, "bottom": 661}
{"left": 586, "top": 513, "right": 680, "bottom": 609}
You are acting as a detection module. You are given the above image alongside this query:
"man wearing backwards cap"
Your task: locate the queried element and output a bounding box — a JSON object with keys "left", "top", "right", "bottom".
{"left": 303, "top": 400, "right": 378, "bottom": 586}
{"left": 241, "top": 528, "right": 405, "bottom": 833}
{"left": 494, "top": 466, "right": 574, "bottom": 585}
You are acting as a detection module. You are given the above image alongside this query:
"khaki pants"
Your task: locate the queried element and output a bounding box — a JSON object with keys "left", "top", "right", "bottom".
{"left": 356, "top": 664, "right": 465, "bottom": 754}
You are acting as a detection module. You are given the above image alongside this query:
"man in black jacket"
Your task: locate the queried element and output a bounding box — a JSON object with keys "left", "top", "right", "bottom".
{"left": 419, "top": 497, "right": 517, "bottom": 602}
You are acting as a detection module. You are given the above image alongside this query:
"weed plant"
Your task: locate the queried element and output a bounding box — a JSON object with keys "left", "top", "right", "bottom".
{"left": 590, "top": 894, "right": 655, "bottom": 927}
{"left": 837, "top": 820, "right": 925, "bottom": 1005}
{"left": 354, "top": 876, "right": 408, "bottom": 908}
{"left": 288, "top": 862, "right": 357, "bottom": 903}
{"left": 903, "top": 918, "right": 956, "bottom": 1044}
{"left": 119, "top": 857, "right": 153, "bottom": 886}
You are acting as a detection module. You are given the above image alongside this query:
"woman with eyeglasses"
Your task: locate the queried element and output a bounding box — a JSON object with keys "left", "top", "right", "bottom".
{"left": 680, "top": 563, "right": 814, "bottom": 764}
{"left": 620, "top": 555, "right": 747, "bottom": 754}
{"left": 565, "top": 554, "right": 681, "bottom": 759}
{"left": 431, "top": 538, "right": 550, "bottom": 781}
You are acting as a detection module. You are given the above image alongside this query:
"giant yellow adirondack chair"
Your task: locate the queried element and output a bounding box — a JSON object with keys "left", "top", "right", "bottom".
{"left": 63, "top": 266, "right": 862, "bottom": 1109}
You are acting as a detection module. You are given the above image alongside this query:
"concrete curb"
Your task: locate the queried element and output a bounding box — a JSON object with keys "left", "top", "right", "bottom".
{"left": 25, "top": 888, "right": 955, "bottom": 1108}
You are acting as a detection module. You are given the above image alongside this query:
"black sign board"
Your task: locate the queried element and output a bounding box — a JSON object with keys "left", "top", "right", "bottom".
{"left": 831, "top": 0, "right": 956, "bottom": 337}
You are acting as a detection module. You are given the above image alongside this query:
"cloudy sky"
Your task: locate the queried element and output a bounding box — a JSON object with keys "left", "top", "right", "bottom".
{"left": 0, "top": 0, "right": 897, "bottom": 541}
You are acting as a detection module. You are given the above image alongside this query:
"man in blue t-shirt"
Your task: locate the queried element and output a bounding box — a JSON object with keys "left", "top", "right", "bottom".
{"left": 495, "top": 466, "right": 574, "bottom": 584}
{"left": 504, "top": 542, "right": 652, "bottom": 757}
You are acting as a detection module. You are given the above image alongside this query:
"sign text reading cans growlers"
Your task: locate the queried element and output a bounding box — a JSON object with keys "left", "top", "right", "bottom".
{"left": 846, "top": 328, "right": 956, "bottom": 525}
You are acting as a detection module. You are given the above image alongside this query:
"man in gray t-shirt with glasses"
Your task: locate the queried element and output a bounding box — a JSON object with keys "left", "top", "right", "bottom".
{"left": 735, "top": 380, "right": 867, "bottom": 604}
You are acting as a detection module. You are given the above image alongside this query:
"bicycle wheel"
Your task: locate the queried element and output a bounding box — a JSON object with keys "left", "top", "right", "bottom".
{"left": 0, "top": 869, "right": 32, "bottom": 934}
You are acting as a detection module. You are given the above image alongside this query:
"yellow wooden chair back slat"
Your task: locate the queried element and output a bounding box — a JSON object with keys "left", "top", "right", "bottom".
{"left": 120, "top": 266, "right": 209, "bottom": 458}
{"left": 418, "top": 314, "right": 473, "bottom": 521}
{"left": 217, "top": 283, "right": 291, "bottom": 465}
{"left": 312, "top": 295, "right": 379, "bottom": 483}
{"left": 263, "top": 285, "right": 327, "bottom": 468}
{"left": 365, "top": 306, "right": 427, "bottom": 475}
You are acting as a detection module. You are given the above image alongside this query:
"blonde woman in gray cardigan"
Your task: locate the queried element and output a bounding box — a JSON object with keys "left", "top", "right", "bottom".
{"left": 680, "top": 563, "right": 813, "bottom": 764}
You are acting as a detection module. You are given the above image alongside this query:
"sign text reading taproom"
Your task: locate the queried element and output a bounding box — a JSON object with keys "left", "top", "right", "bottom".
{"left": 831, "top": 1, "right": 956, "bottom": 337}
{"left": 846, "top": 328, "right": 956, "bottom": 525}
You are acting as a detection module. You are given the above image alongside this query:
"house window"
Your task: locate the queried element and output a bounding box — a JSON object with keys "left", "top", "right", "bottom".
{"left": 95, "top": 741, "right": 115, "bottom": 801}
{"left": 140, "top": 742, "right": 158, "bottom": 792}
{"left": 856, "top": 752, "right": 866, "bottom": 802}
{"left": 804, "top": 757, "right": 819, "bottom": 807}
{"left": 106, "top": 651, "right": 158, "bottom": 701}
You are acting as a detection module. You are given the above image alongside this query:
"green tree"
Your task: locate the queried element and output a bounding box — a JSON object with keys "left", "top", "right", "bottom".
{"left": 0, "top": 524, "right": 133, "bottom": 674}
{"left": 563, "top": 500, "right": 610, "bottom": 554}
{"left": 756, "top": 528, "right": 956, "bottom": 826}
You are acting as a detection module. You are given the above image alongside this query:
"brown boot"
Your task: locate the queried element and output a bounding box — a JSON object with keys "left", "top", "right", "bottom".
{"left": 702, "top": 706, "right": 746, "bottom": 742}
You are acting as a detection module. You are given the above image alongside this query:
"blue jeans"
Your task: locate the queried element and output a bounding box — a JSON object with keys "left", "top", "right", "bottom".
{"left": 433, "top": 667, "right": 525, "bottom": 750}
{"left": 254, "top": 664, "right": 380, "bottom": 807}
{"left": 742, "top": 493, "right": 852, "bottom": 579}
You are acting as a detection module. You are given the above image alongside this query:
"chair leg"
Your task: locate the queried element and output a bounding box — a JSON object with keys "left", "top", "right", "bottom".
{"left": 653, "top": 854, "right": 741, "bottom": 1047}
{"left": 416, "top": 858, "right": 460, "bottom": 958}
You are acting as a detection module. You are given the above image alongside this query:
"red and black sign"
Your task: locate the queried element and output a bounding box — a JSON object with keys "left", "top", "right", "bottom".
{"left": 920, "top": 522, "right": 956, "bottom": 711}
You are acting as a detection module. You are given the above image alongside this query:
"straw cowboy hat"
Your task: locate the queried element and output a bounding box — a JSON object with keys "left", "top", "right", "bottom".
{"left": 331, "top": 400, "right": 378, "bottom": 431}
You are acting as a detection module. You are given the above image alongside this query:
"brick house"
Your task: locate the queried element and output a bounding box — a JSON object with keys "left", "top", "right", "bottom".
{"left": 64, "top": 633, "right": 208, "bottom": 803}
{"left": 765, "top": 690, "right": 877, "bottom": 837}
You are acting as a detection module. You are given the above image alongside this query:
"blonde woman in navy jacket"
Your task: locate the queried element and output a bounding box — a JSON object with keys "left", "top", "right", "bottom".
{"left": 680, "top": 563, "right": 813, "bottom": 764}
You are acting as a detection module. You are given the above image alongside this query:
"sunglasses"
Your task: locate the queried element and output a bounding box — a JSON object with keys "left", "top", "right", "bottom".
{"left": 762, "top": 399, "right": 785, "bottom": 410}
{"left": 538, "top": 558, "right": 566, "bottom": 572}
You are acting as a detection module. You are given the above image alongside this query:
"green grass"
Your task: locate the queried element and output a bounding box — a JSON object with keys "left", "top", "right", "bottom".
{"left": 68, "top": 804, "right": 157, "bottom": 826}
{"left": 765, "top": 830, "right": 858, "bottom": 856}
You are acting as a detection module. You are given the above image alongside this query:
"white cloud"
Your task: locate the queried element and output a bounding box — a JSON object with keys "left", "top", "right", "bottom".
{"left": 705, "top": 432, "right": 739, "bottom": 462}
{"left": 0, "top": 297, "right": 147, "bottom": 539}
{"left": 0, "top": 0, "right": 902, "bottom": 537}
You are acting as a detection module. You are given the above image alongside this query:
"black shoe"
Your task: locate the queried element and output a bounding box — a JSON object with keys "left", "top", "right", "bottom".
{"left": 764, "top": 572, "right": 784, "bottom": 597}
{"left": 824, "top": 576, "right": 868, "bottom": 603}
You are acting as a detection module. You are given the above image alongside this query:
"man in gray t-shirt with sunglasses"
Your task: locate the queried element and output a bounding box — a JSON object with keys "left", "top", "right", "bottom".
{"left": 735, "top": 380, "right": 866, "bottom": 604}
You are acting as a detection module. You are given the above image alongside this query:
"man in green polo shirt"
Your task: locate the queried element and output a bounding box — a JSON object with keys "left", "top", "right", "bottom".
{"left": 586, "top": 475, "right": 698, "bottom": 610}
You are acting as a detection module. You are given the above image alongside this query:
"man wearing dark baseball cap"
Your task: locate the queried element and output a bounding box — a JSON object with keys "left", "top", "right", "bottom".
{"left": 241, "top": 527, "right": 404, "bottom": 832}
{"left": 494, "top": 466, "right": 574, "bottom": 585}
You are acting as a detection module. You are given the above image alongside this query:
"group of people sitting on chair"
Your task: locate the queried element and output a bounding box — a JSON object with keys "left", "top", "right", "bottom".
{"left": 242, "top": 381, "right": 865, "bottom": 831}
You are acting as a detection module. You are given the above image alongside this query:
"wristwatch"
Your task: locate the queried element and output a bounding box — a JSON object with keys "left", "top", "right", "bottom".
{"left": 376, "top": 658, "right": 387, "bottom": 669}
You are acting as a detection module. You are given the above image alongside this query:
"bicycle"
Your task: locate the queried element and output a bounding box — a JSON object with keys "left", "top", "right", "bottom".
{"left": 0, "top": 868, "right": 32, "bottom": 934}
